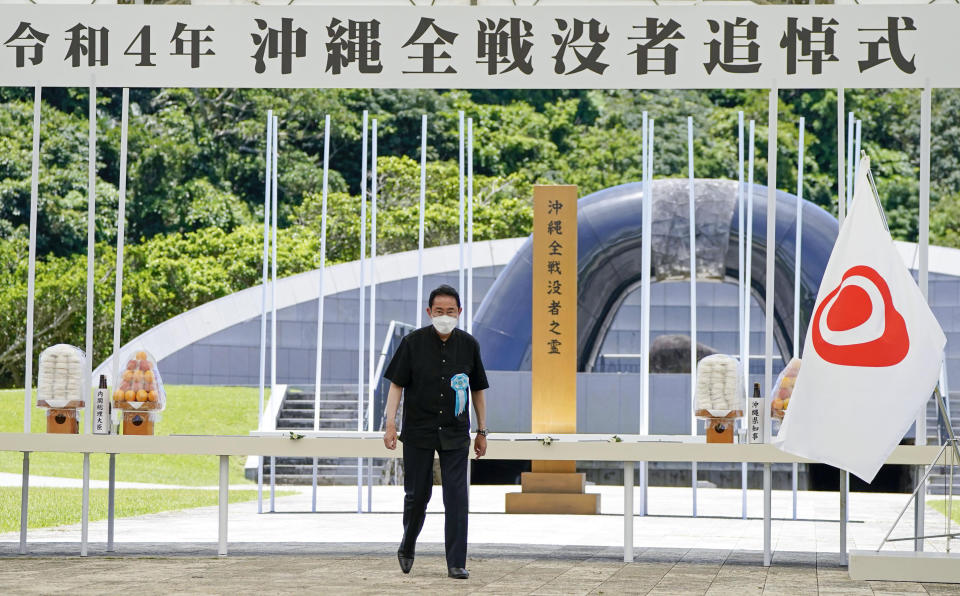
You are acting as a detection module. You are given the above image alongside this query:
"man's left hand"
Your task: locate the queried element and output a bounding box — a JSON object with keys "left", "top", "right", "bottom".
{"left": 474, "top": 434, "right": 487, "bottom": 458}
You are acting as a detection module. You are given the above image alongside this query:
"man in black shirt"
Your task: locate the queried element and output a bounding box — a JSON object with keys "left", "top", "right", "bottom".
{"left": 383, "top": 284, "right": 489, "bottom": 580}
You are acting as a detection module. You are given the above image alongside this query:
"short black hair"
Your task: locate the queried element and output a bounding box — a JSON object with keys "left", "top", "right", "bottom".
{"left": 429, "top": 284, "right": 461, "bottom": 309}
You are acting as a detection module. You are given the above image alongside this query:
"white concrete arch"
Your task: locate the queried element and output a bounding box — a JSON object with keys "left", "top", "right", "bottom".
{"left": 93, "top": 237, "right": 526, "bottom": 383}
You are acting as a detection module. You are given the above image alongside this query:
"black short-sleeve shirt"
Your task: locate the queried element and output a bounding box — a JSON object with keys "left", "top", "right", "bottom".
{"left": 384, "top": 326, "right": 489, "bottom": 451}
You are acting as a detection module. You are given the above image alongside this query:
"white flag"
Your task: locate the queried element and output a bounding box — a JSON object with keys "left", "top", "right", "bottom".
{"left": 776, "top": 156, "right": 946, "bottom": 482}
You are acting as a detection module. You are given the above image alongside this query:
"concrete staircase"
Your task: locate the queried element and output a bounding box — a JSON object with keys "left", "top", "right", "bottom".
{"left": 254, "top": 385, "right": 394, "bottom": 486}
{"left": 926, "top": 390, "right": 960, "bottom": 496}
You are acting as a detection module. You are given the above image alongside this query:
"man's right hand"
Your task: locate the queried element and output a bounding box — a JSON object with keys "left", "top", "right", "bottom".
{"left": 383, "top": 425, "right": 397, "bottom": 450}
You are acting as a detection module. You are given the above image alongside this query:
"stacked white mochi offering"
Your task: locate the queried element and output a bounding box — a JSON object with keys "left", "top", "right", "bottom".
{"left": 694, "top": 354, "right": 745, "bottom": 443}
{"left": 36, "top": 344, "right": 86, "bottom": 433}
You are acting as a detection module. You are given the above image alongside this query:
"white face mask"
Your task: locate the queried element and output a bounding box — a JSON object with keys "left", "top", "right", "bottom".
{"left": 431, "top": 315, "right": 458, "bottom": 335}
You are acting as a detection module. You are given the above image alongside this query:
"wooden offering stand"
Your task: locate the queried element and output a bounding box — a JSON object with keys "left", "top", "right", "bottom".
{"left": 114, "top": 401, "right": 161, "bottom": 435}
{"left": 696, "top": 409, "right": 743, "bottom": 444}
{"left": 37, "top": 400, "right": 84, "bottom": 434}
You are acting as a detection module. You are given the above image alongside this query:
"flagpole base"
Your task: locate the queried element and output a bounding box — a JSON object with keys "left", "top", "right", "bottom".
{"left": 849, "top": 551, "right": 960, "bottom": 583}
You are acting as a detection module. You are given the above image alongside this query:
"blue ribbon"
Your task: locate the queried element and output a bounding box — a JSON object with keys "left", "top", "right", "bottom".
{"left": 451, "top": 373, "right": 469, "bottom": 416}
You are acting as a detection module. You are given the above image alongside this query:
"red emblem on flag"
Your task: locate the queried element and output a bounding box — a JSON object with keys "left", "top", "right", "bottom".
{"left": 811, "top": 265, "right": 909, "bottom": 367}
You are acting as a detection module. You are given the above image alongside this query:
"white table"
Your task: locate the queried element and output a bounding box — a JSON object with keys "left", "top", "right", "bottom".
{"left": 0, "top": 432, "right": 944, "bottom": 563}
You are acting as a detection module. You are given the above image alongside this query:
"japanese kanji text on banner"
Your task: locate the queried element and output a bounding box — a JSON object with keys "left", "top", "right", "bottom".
{"left": 531, "top": 185, "right": 578, "bottom": 437}
{"left": 1, "top": 6, "right": 958, "bottom": 89}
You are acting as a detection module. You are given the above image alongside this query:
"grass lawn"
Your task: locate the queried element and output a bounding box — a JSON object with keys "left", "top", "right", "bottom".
{"left": 931, "top": 500, "right": 960, "bottom": 525}
{"left": 0, "top": 486, "right": 295, "bottom": 533}
{"left": 0, "top": 386, "right": 268, "bottom": 486}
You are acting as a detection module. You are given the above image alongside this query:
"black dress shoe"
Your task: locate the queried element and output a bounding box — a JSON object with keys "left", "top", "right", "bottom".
{"left": 447, "top": 567, "right": 469, "bottom": 579}
{"left": 397, "top": 551, "right": 414, "bottom": 574}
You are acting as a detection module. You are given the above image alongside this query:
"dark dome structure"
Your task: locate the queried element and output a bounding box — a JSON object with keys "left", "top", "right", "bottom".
{"left": 472, "top": 179, "right": 840, "bottom": 372}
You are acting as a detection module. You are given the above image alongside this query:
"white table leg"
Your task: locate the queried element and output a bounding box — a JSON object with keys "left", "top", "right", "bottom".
{"left": 107, "top": 453, "right": 115, "bottom": 552}
{"left": 741, "top": 461, "right": 747, "bottom": 519}
{"left": 763, "top": 462, "right": 772, "bottom": 567}
{"left": 638, "top": 461, "right": 647, "bottom": 516}
{"left": 356, "top": 456, "right": 362, "bottom": 513}
{"left": 367, "top": 458, "right": 373, "bottom": 513}
{"left": 270, "top": 455, "right": 276, "bottom": 513}
{"left": 624, "top": 461, "right": 634, "bottom": 562}
{"left": 19, "top": 452, "right": 29, "bottom": 555}
{"left": 914, "top": 467, "right": 925, "bottom": 552}
{"left": 257, "top": 455, "right": 263, "bottom": 514}
{"left": 81, "top": 452, "right": 90, "bottom": 557}
{"left": 219, "top": 455, "right": 229, "bottom": 556}
{"left": 311, "top": 457, "right": 318, "bottom": 513}
{"left": 791, "top": 462, "right": 798, "bottom": 520}
{"left": 692, "top": 461, "right": 698, "bottom": 518}
{"left": 840, "top": 470, "right": 848, "bottom": 565}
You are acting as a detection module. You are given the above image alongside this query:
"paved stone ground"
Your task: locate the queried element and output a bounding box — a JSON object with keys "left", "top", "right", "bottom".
{"left": 2, "top": 543, "right": 960, "bottom": 595}
{"left": 4, "top": 485, "right": 959, "bottom": 594}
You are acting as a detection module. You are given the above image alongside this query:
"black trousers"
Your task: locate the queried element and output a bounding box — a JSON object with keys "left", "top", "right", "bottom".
{"left": 399, "top": 442, "right": 469, "bottom": 568}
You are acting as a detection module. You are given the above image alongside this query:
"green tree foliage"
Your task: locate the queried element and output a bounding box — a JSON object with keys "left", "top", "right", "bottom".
{"left": 1, "top": 87, "right": 959, "bottom": 387}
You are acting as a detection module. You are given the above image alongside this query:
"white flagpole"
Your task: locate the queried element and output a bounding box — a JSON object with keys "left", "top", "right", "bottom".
{"left": 792, "top": 117, "right": 805, "bottom": 365}
{"left": 919, "top": 85, "right": 932, "bottom": 437}
{"left": 85, "top": 84, "right": 97, "bottom": 437}
{"left": 687, "top": 116, "right": 697, "bottom": 435}
{"left": 22, "top": 84, "right": 46, "bottom": 440}
{"left": 257, "top": 111, "right": 272, "bottom": 515}
{"left": 846, "top": 111, "right": 854, "bottom": 209}
{"left": 916, "top": 81, "right": 933, "bottom": 551}
{"left": 458, "top": 111, "right": 465, "bottom": 301}
{"left": 417, "top": 115, "right": 427, "bottom": 329}
{"left": 24, "top": 87, "right": 41, "bottom": 436}
{"left": 271, "top": 115, "right": 279, "bottom": 398}
{"left": 623, "top": 111, "right": 650, "bottom": 520}
{"left": 640, "top": 115, "right": 654, "bottom": 516}
{"left": 20, "top": 85, "right": 41, "bottom": 555}
{"left": 81, "top": 83, "right": 97, "bottom": 557}
{"left": 738, "top": 111, "right": 748, "bottom": 521}
{"left": 837, "top": 90, "right": 846, "bottom": 226}
{"left": 82, "top": 85, "right": 97, "bottom": 438}
{"left": 270, "top": 114, "right": 278, "bottom": 514}
{"left": 358, "top": 110, "right": 368, "bottom": 514}
{"left": 640, "top": 111, "right": 649, "bottom": 434}
{"left": 465, "top": 117, "right": 475, "bottom": 501}
{"left": 688, "top": 116, "right": 698, "bottom": 518}
{"left": 111, "top": 89, "right": 130, "bottom": 459}
{"left": 108, "top": 88, "right": 129, "bottom": 551}
{"left": 467, "top": 117, "right": 475, "bottom": 334}
{"left": 853, "top": 120, "right": 862, "bottom": 186}
{"left": 762, "top": 84, "right": 779, "bottom": 569}
{"left": 835, "top": 93, "right": 849, "bottom": 562}
{"left": 367, "top": 119, "right": 378, "bottom": 433}
{"left": 744, "top": 120, "right": 756, "bottom": 395}
{"left": 367, "top": 119, "right": 379, "bottom": 512}
{"left": 792, "top": 116, "right": 805, "bottom": 522}
{"left": 311, "top": 114, "right": 330, "bottom": 513}
{"left": 764, "top": 85, "right": 778, "bottom": 438}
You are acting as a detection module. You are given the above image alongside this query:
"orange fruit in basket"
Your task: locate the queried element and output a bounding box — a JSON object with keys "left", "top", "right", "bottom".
{"left": 772, "top": 398, "right": 784, "bottom": 411}
{"left": 144, "top": 370, "right": 154, "bottom": 382}
{"left": 136, "top": 390, "right": 148, "bottom": 402}
{"left": 122, "top": 370, "right": 134, "bottom": 381}
{"left": 136, "top": 351, "right": 148, "bottom": 360}
{"left": 783, "top": 398, "right": 790, "bottom": 410}
{"left": 124, "top": 390, "right": 135, "bottom": 401}
{"left": 114, "top": 389, "right": 124, "bottom": 401}
{"left": 148, "top": 390, "right": 158, "bottom": 402}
